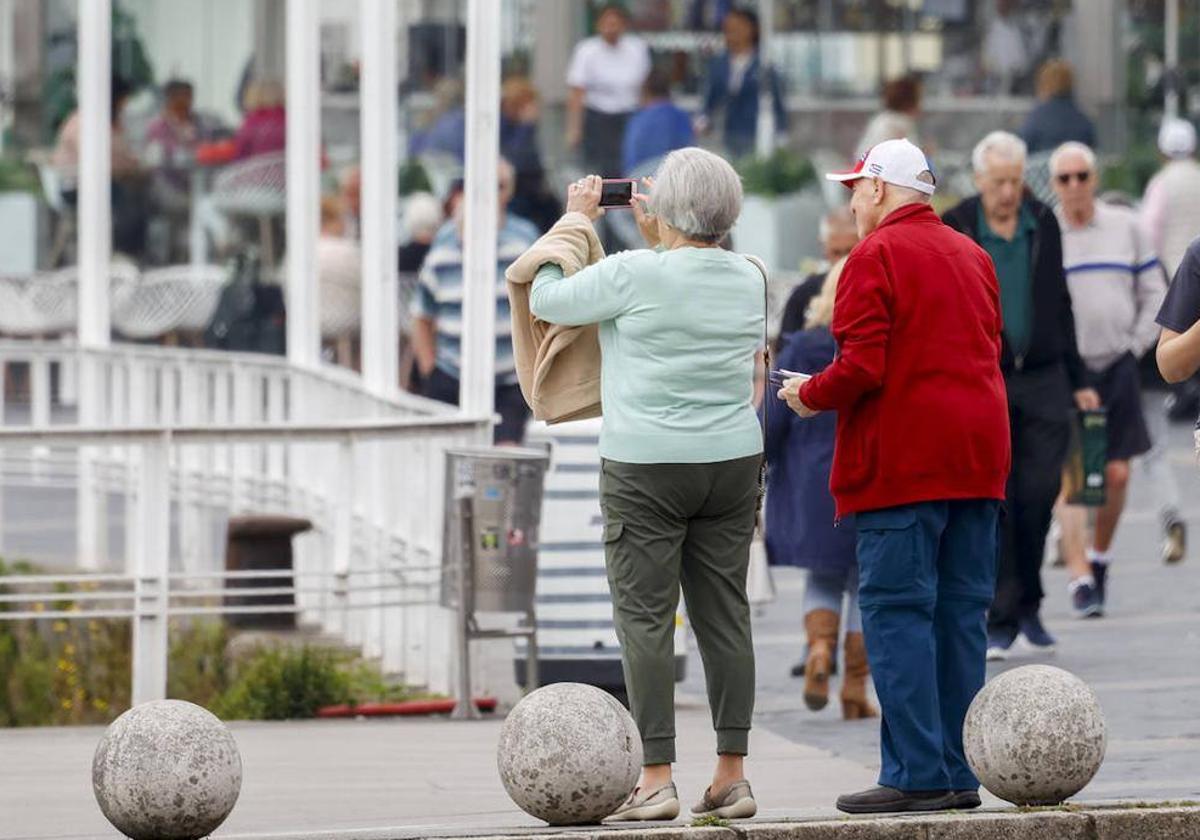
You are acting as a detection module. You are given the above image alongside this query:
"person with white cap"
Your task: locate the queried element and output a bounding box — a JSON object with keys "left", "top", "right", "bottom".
{"left": 1140, "top": 117, "right": 1200, "bottom": 280}
{"left": 777, "top": 139, "right": 1011, "bottom": 815}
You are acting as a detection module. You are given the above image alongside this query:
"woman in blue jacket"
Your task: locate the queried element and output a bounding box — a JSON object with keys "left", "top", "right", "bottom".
{"left": 699, "top": 8, "right": 787, "bottom": 160}
{"left": 763, "top": 257, "right": 876, "bottom": 719}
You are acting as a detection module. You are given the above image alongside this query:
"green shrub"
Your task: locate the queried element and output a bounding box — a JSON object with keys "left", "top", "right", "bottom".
{"left": 212, "top": 645, "right": 353, "bottom": 720}
{"left": 0, "top": 558, "right": 426, "bottom": 725}
{"left": 737, "top": 149, "right": 816, "bottom": 197}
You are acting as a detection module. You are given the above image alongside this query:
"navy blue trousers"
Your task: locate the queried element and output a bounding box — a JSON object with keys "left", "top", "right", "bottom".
{"left": 856, "top": 499, "right": 999, "bottom": 791}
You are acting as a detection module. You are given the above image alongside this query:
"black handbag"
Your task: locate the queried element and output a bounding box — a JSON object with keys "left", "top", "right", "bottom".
{"left": 204, "top": 249, "right": 286, "bottom": 355}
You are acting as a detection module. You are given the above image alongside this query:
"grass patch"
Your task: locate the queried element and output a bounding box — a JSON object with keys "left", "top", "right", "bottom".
{"left": 690, "top": 815, "right": 730, "bottom": 828}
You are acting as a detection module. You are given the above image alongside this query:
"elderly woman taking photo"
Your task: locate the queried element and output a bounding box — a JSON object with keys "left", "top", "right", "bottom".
{"left": 528, "top": 148, "right": 764, "bottom": 822}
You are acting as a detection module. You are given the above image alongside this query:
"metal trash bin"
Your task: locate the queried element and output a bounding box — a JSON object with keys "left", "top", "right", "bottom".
{"left": 442, "top": 446, "right": 549, "bottom": 718}
{"left": 223, "top": 515, "right": 312, "bottom": 628}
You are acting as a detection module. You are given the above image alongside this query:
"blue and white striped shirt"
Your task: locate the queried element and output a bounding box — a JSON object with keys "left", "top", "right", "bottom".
{"left": 412, "top": 215, "right": 539, "bottom": 384}
{"left": 1058, "top": 202, "right": 1167, "bottom": 372}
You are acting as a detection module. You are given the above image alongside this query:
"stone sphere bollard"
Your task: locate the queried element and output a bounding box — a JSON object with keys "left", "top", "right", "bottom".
{"left": 964, "top": 664, "right": 1106, "bottom": 806}
{"left": 497, "top": 682, "right": 641, "bottom": 825}
{"left": 93, "top": 700, "right": 242, "bottom": 840}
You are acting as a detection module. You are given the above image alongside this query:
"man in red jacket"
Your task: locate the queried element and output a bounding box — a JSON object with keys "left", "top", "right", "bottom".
{"left": 779, "top": 139, "right": 1011, "bottom": 815}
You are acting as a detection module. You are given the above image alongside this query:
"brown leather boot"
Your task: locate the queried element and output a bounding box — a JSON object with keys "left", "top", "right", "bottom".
{"left": 841, "top": 631, "right": 878, "bottom": 720}
{"left": 803, "top": 609, "right": 839, "bottom": 711}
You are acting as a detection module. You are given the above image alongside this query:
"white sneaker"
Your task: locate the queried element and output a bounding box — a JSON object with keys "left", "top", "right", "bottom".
{"left": 604, "top": 783, "right": 680, "bottom": 822}
{"left": 691, "top": 780, "right": 757, "bottom": 820}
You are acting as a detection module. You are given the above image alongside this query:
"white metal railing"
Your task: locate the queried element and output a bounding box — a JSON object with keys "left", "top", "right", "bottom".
{"left": 0, "top": 341, "right": 492, "bottom": 704}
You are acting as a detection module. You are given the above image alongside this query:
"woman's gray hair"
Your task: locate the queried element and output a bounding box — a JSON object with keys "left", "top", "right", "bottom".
{"left": 972, "top": 130, "right": 1027, "bottom": 174}
{"left": 651, "top": 147, "right": 743, "bottom": 243}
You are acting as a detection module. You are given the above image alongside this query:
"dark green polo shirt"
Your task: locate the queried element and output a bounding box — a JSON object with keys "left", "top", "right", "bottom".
{"left": 978, "top": 206, "right": 1036, "bottom": 357}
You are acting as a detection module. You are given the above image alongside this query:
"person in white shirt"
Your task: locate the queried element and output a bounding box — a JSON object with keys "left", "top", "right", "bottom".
{"left": 1050, "top": 142, "right": 1169, "bottom": 616}
{"left": 1140, "top": 117, "right": 1200, "bottom": 280}
{"left": 565, "top": 3, "right": 652, "bottom": 176}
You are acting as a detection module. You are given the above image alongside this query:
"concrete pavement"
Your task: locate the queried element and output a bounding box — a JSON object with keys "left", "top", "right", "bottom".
{"left": 1, "top": 425, "right": 1198, "bottom": 839}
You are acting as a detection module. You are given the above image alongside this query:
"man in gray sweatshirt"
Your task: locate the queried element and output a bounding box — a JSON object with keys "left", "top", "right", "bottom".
{"left": 1051, "top": 141, "right": 1168, "bottom": 617}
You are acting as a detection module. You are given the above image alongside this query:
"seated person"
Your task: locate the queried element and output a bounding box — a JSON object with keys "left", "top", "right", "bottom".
{"left": 622, "top": 69, "right": 695, "bottom": 174}
{"left": 233, "top": 80, "right": 286, "bottom": 160}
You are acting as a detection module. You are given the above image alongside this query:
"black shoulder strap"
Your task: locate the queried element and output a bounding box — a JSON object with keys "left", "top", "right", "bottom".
{"left": 743, "top": 254, "right": 771, "bottom": 471}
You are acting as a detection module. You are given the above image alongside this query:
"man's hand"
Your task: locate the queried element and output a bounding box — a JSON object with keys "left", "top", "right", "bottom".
{"left": 566, "top": 174, "right": 605, "bottom": 222}
{"left": 1073, "top": 388, "right": 1101, "bottom": 411}
{"left": 778, "top": 376, "right": 818, "bottom": 418}
{"left": 631, "top": 177, "right": 659, "bottom": 248}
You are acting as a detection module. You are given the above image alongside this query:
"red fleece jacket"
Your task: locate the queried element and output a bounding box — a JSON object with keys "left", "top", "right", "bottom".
{"left": 798, "top": 203, "right": 1011, "bottom": 517}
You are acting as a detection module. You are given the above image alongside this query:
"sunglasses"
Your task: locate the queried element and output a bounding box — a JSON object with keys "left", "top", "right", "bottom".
{"left": 1055, "top": 171, "right": 1091, "bottom": 185}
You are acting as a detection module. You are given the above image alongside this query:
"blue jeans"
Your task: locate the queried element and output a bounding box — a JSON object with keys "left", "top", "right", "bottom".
{"left": 856, "top": 499, "right": 1000, "bottom": 791}
{"left": 803, "top": 566, "right": 862, "bottom": 634}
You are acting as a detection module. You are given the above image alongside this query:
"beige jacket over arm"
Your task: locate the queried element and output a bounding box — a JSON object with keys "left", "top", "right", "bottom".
{"left": 505, "top": 212, "right": 606, "bottom": 423}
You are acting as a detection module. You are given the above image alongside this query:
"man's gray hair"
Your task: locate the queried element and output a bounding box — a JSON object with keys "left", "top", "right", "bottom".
{"left": 1049, "top": 141, "right": 1097, "bottom": 174}
{"left": 403, "top": 191, "right": 444, "bottom": 240}
{"left": 972, "top": 131, "right": 1027, "bottom": 174}
{"left": 652, "top": 147, "right": 743, "bottom": 243}
{"left": 818, "top": 205, "right": 855, "bottom": 244}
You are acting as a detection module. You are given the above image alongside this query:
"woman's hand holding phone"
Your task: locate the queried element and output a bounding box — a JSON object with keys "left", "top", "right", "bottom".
{"left": 566, "top": 174, "right": 606, "bottom": 222}
{"left": 632, "top": 177, "right": 659, "bottom": 248}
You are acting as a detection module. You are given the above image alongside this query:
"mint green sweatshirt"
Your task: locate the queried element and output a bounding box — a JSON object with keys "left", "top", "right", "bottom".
{"left": 530, "top": 247, "right": 764, "bottom": 464}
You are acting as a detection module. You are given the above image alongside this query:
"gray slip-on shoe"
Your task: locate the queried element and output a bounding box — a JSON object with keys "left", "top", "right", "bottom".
{"left": 691, "top": 779, "right": 757, "bottom": 820}
{"left": 603, "top": 782, "right": 680, "bottom": 822}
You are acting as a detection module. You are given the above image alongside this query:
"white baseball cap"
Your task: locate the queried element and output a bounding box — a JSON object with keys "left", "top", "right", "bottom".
{"left": 825, "top": 138, "right": 937, "bottom": 196}
{"left": 1158, "top": 117, "right": 1197, "bottom": 159}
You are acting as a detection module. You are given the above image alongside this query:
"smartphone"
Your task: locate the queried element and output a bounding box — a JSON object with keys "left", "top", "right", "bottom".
{"left": 599, "top": 179, "right": 635, "bottom": 209}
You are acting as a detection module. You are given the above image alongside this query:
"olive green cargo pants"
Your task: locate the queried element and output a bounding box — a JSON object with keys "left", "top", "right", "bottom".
{"left": 600, "top": 455, "right": 760, "bottom": 765}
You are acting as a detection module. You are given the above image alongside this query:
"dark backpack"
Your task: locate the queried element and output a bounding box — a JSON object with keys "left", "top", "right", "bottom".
{"left": 204, "top": 249, "right": 286, "bottom": 355}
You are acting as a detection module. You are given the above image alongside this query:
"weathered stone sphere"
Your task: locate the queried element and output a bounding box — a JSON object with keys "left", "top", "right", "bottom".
{"left": 497, "top": 682, "right": 641, "bottom": 825}
{"left": 964, "top": 665, "right": 1106, "bottom": 806}
{"left": 93, "top": 700, "right": 242, "bottom": 840}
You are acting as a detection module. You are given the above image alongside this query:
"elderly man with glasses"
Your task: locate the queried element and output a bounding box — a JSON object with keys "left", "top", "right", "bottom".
{"left": 943, "top": 131, "right": 1099, "bottom": 661}
{"left": 1049, "top": 141, "right": 1167, "bottom": 615}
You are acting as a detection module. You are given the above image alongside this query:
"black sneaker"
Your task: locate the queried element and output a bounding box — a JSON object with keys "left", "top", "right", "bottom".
{"left": 1071, "top": 579, "right": 1102, "bottom": 618}
{"left": 1091, "top": 560, "right": 1109, "bottom": 609}
{"left": 1018, "top": 611, "right": 1057, "bottom": 652}
{"left": 948, "top": 789, "right": 982, "bottom": 809}
{"left": 836, "top": 786, "right": 955, "bottom": 814}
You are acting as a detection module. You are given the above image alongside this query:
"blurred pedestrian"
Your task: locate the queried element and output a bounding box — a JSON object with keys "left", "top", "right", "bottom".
{"left": 53, "top": 76, "right": 148, "bottom": 257}
{"left": 411, "top": 158, "right": 537, "bottom": 444}
{"left": 623, "top": 69, "right": 695, "bottom": 173}
{"left": 777, "top": 206, "right": 858, "bottom": 342}
{"left": 1019, "top": 59, "right": 1096, "bottom": 154}
{"left": 524, "top": 150, "right": 764, "bottom": 822}
{"left": 780, "top": 138, "right": 1009, "bottom": 815}
{"left": 317, "top": 194, "right": 362, "bottom": 368}
{"left": 566, "top": 3, "right": 651, "bottom": 176}
{"left": 500, "top": 76, "right": 559, "bottom": 232}
{"left": 764, "top": 256, "right": 877, "bottom": 721}
{"left": 408, "top": 77, "right": 466, "bottom": 160}
{"left": 856, "top": 76, "right": 922, "bottom": 158}
{"left": 233, "top": 79, "right": 286, "bottom": 160}
{"left": 942, "top": 131, "right": 1098, "bottom": 660}
{"left": 1140, "top": 117, "right": 1200, "bottom": 280}
{"left": 1050, "top": 141, "right": 1166, "bottom": 614}
{"left": 698, "top": 7, "right": 786, "bottom": 160}
{"left": 144, "top": 79, "right": 209, "bottom": 206}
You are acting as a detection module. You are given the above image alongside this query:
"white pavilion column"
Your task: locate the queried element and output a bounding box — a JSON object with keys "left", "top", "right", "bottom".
{"left": 76, "top": 0, "right": 112, "bottom": 572}
{"left": 360, "top": 0, "right": 399, "bottom": 395}
{"left": 459, "top": 0, "right": 501, "bottom": 425}
{"left": 754, "top": 0, "right": 776, "bottom": 158}
{"left": 78, "top": 0, "right": 112, "bottom": 347}
{"left": 286, "top": 0, "right": 321, "bottom": 369}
